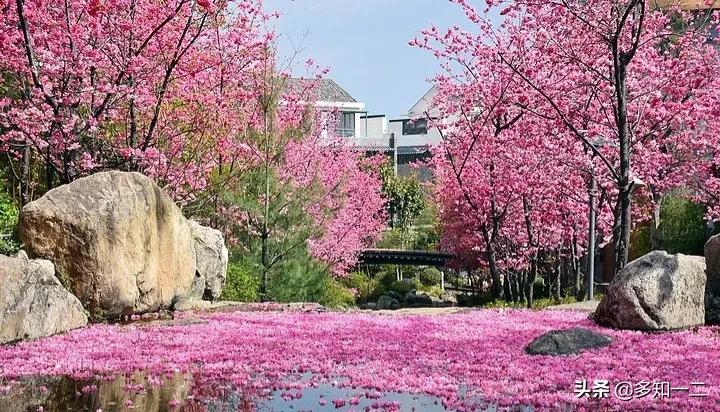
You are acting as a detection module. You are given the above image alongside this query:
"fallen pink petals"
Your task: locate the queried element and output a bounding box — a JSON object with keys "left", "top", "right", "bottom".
{"left": 0, "top": 309, "right": 718, "bottom": 410}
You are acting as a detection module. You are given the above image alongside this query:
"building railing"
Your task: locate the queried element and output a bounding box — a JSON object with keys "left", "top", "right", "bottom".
{"left": 335, "top": 128, "right": 356, "bottom": 137}
{"left": 349, "top": 136, "right": 391, "bottom": 148}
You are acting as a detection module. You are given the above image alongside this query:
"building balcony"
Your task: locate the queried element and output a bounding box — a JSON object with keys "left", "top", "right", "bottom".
{"left": 348, "top": 136, "right": 392, "bottom": 149}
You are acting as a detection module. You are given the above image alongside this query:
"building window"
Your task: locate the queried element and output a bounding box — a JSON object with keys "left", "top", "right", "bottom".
{"left": 337, "top": 112, "right": 355, "bottom": 137}
{"left": 402, "top": 118, "right": 428, "bottom": 135}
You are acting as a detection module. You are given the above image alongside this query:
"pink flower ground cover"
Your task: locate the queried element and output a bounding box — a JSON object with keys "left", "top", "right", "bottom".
{"left": 0, "top": 309, "right": 718, "bottom": 411}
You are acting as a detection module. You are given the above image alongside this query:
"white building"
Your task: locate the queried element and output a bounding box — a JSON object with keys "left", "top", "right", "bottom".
{"left": 286, "top": 78, "right": 391, "bottom": 149}
{"left": 291, "top": 79, "right": 441, "bottom": 179}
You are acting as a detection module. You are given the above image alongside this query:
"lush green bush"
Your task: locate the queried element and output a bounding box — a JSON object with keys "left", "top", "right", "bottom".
{"left": 388, "top": 279, "right": 419, "bottom": 296}
{"left": 264, "top": 256, "right": 356, "bottom": 309}
{"left": 0, "top": 175, "right": 19, "bottom": 255}
{"left": 631, "top": 193, "right": 708, "bottom": 259}
{"left": 418, "top": 267, "right": 441, "bottom": 287}
{"left": 266, "top": 256, "right": 328, "bottom": 303}
{"left": 657, "top": 195, "right": 706, "bottom": 255}
{"left": 221, "top": 262, "right": 260, "bottom": 302}
{"left": 376, "top": 270, "right": 398, "bottom": 290}
{"left": 341, "top": 272, "right": 376, "bottom": 303}
{"left": 321, "top": 279, "right": 356, "bottom": 309}
{"left": 418, "top": 285, "right": 443, "bottom": 299}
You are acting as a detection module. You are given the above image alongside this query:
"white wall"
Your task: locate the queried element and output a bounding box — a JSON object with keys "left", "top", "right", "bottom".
{"left": 388, "top": 118, "right": 443, "bottom": 148}
{"left": 358, "top": 116, "right": 387, "bottom": 138}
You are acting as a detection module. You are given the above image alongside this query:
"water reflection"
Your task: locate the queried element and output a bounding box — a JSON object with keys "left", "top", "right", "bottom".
{"left": 0, "top": 373, "right": 196, "bottom": 412}
{"left": 0, "top": 373, "right": 525, "bottom": 411}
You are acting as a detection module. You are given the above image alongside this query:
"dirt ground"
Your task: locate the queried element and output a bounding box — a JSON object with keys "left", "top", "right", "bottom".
{"left": 544, "top": 300, "right": 599, "bottom": 313}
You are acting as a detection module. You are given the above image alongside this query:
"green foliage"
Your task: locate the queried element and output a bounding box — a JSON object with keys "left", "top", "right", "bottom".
{"left": 631, "top": 193, "right": 707, "bottom": 258}
{"left": 388, "top": 279, "right": 419, "bottom": 296}
{"left": 481, "top": 295, "right": 576, "bottom": 310}
{"left": 221, "top": 262, "right": 260, "bottom": 302}
{"left": 262, "top": 256, "right": 355, "bottom": 308}
{"left": 375, "top": 199, "right": 441, "bottom": 252}
{"left": 376, "top": 270, "right": 398, "bottom": 290}
{"left": 418, "top": 267, "right": 441, "bottom": 287}
{"left": 657, "top": 195, "right": 706, "bottom": 255}
{"left": 418, "top": 285, "right": 443, "bottom": 299}
{"left": 341, "top": 272, "right": 379, "bottom": 303}
{"left": 630, "top": 223, "right": 652, "bottom": 261}
{"left": 321, "top": 279, "right": 356, "bottom": 309}
{"left": 266, "top": 255, "right": 329, "bottom": 303}
{"left": 216, "top": 92, "right": 332, "bottom": 298}
{"left": 378, "top": 160, "right": 425, "bottom": 230}
{"left": 0, "top": 171, "right": 19, "bottom": 255}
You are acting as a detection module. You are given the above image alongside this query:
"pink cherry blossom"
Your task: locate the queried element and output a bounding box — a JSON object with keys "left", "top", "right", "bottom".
{"left": 0, "top": 308, "right": 718, "bottom": 410}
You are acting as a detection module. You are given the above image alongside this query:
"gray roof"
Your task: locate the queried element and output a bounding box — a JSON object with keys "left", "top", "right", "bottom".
{"left": 286, "top": 78, "right": 357, "bottom": 103}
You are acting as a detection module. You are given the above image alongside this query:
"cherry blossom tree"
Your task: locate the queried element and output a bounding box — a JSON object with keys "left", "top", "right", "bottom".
{"left": 416, "top": 0, "right": 720, "bottom": 281}
{"left": 1, "top": 0, "right": 385, "bottom": 280}
{"left": 214, "top": 74, "right": 385, "bottom": 291}
{"left": 0, "top": 0, "right": 274, "bottom": 204}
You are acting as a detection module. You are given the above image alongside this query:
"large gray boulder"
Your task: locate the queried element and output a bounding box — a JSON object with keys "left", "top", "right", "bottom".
{"left": 705, "top": 235, "right": 720, "bottom": 324}
{"left": 594, "top": 251, "right": 705, "bottom": 330}
{"left": 19, "top": 171, "right": 197, "bottom": 318}
{"left": 405, "top": 291, "right": 433, "bottom": 307}
{"left": 188, "top": 220, "right": 228, "bottom": 300}
{"left": 526, "top": 328, "right": 612, "bottom": 356}
{"left": 1, "top": 251, "right": 87, "bottom": 344}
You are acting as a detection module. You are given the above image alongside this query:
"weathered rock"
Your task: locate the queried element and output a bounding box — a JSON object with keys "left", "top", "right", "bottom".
{"left": 363, "top": 302, "right": 377, "bottom": 310}
{"left": 705, "top": 234, "right": 720, "bottom": 324}
{"left": 457, "top": 294, "right": 473, "bottom": 307}
{"left": 594, "top": 251, "right": 706, "bottom": 330}
{"left": 19, "top": 171, "right": 196, "bottom": 318}
{"left": 188, "top": 221, "right": 228, "bottom": 300}
{"left": 1, "top": 251, "right": 87, "bottom": 344}
{"left": 377, "top": 295, "right": 394, "bottom": 310}
{"left": 441, "top": 293, "right": 458, "bottom": 305}
{"left": 387, "top": 290, "right": 403, "bottom": 303}
{"left": 405, "top": 291, "right": 433, "bottom": 307}
{"left": 376, "top": 295, "right": 391, "bottom": 310}
{"left": 173, "top": 297, "right": 212, "bottom": 312}
{"left": 526, "top": 328, "right": 612, "bottom": 356}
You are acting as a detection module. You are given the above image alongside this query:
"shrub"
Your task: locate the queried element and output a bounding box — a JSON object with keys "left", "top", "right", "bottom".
{"left": 267, "top": 256, "right": 328, "bottom": 303}
{"left": 320, "top": 280, "right": 356, "bottom": 309}
{"left": 418, "top": 285, "right": 443, "bottom": 299}
{"left": 368, "top": 283, "right": 387, "bottom": 301}
{"left": 418, "top": 267, "right": 442, "bottom": 287}
{"left": 341, "top": 272, "right": 379, "bottom": 303}
{"left": 388, "top": 279, "right": 419, "bottom": 296}
{"left": 0, "top": 177, "right": 19, "bottom": 255}
{"left": 221, "top": 262, "right": 260, "bottom": 302}
{"left": 376, "top": 270, "right": 397, "bottom": 289}
{"left": 657, "top": 195, "right": 706, "bottom": 255}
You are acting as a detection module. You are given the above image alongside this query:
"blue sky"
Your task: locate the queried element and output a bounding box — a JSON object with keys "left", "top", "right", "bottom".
{"left": 264, "top": 0, "right": 473, "bottom": 117}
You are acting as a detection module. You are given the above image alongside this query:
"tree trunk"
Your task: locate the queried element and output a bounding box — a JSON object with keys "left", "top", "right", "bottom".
{"left": 519, "top": 271, "right": 527, "bottom": 304}
{"left": 571, "top": 235, "right": 583, "bottom": 301}
{"left": 612, "top": 32, "right": 634, "bottom": 275}
{"left": 555, "top": 249, "right": 562, "bottom": 303}
{"left": 503, "top": 272, "right": 512, "bottom": 303}
{"left": 20, "top": 144, "right": 31, "bottom": 205}
{"left": 261, "top": 232, "right": 269, "bottom": 296}
{"left": 525, "top": 253, "right": 538, "bottom": 309}
{"left": 484, "top": 227, "right": 503, "bottom": 300}
{"left": 649, "top": 190, "right": 664, "bottom": 251}
{"left": 512, "top": 273, "right": 521, "bottom": 304}
{"left": 45, "top": 158, "right": 54, "bottom": 191}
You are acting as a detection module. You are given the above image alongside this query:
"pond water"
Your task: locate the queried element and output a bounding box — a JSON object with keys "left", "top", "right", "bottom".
{"left": 0, "top": 373, "right": 519, "bottom": 412}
